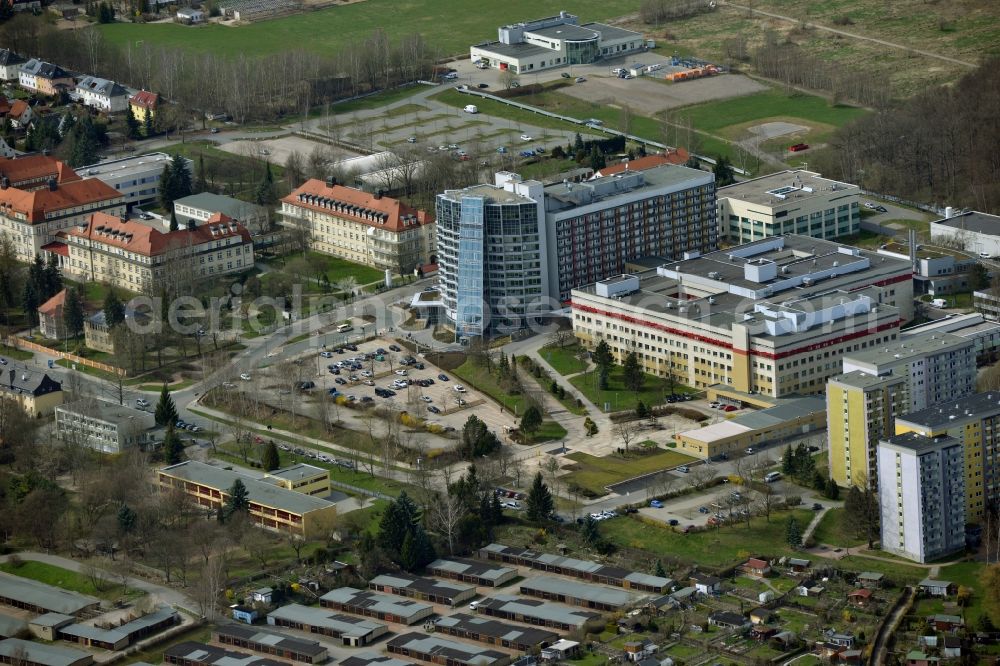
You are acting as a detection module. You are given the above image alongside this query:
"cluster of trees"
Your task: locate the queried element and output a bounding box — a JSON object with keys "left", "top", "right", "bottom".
{"left": 159, "top": 153, "right": 195, "bottom": 213}
{"left": 21, "top": 255, "right": 62, "bottom": 330}
{"left": 376, "top": 492, "right": 436, "bottom": 572}
{"left": 1, "top": 16, "right": 440, "bottom": 124}
{"left": 639, "top": 0, "right": 712, "bottom": 24}
{"left": 781, "top": 443, "right": 838, "bottom": 499}
{"left": 751, "top": 31, "right": 892, "bottom": 108}
{"left": 844, "top": 482, "right": 880, "bottom": 549}
{"left": 459, "top": 415, "right": 501, "bottom": 459}
{"left": 819, "top": 57, "right": 1000, "bottom": 214}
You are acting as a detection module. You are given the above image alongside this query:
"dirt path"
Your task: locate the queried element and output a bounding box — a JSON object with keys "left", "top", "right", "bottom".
{"left": 720, "top": 1, "right": 977, "bottom": 69}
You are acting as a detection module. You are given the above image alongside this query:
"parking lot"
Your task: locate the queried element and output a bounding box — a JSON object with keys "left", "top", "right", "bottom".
{"left": 240, "top": 332, "right": 519, "bottom": 448}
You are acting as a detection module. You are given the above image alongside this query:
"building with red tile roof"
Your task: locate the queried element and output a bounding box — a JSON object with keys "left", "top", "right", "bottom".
{"left": 591, "top": 150, "right": 690, "bottom": 178}
{"left": 129, "top": 91, "right": 159, "bottom": 131}
{"left": 61, "top": 211, "right": 254, "bottom": 291}
{"left": 280, "top": 178, "right": 435, "bottom": 274}
{"left": 0, "top": 164, "right": 126, "bottom": 263}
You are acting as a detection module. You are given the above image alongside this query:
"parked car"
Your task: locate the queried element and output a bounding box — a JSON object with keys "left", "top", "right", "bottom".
{"left": 519, "top": 150, "right": 535, "bottom": 157}
{"left": 135, "top": 398, "right": 150, "bottom": 408}
{"left": 575, "top": 76, "right": 586, "bottom": 83}
{"left": 650, "top": 499, "right": 663, "bottom": 508}
{"left": 668, "top": 519, "right": 679, "bottom": 526}
{"left": 789, "top": 143, "right": 809, "bottom": 152}
{"left": 454, "top": 385, "right": 467, "bottom": 392}
{"left": 477, "top": 83, "right": 489, "bottom": 88}
{"left": 722, "top": 405, "right": 738, "bottom": 412}
{"left": 240, "top": 373, "right": 251, "bottom": 381}
{"left": 561, "top": 72, "right": 571, "bottom": 78}
{"left": 428, "top": 405, "right": 441, "bottom": 414}
{"left": 520, "top": 134, "right": 533, "bottom": 141}
{"left": 676, "top": 465, "right": 690, "bottom": 473}
{"left": 438, "top": 373, "right": 449, "bottom": 381}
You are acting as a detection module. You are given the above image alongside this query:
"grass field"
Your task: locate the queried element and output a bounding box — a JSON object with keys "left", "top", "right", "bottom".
{"left": 562, "top": 449, "right": 697, "bottom": 495}
{"left": 600, "top": 509, "right": 815, "bottom": 569}
{"left": 100, "top": 0, "right": 642, "bottom": 58}
{"left": 452, "top": 358, "right": 527, "bottom": 415}
{"left": 541, "top": 344, "right": 590, "bottom": 376}
{"left": 0, "top": 344, "right": 33, "bottom": 361}
{"left": 811, "top": 507, "right": 866, "bottom": 547}
{"left": 835, "top": 555, "right": 926, "bottom": 584}
{"left": 264, "top": 251, "right": 385, "bottom": 286}
{"left": 0, "top": 561, "right": 140, "bottom": 601}
{"left": 570, "top": 366, "right": 693, "bottom": 413}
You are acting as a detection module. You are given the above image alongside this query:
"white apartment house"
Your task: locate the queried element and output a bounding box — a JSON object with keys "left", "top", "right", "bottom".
{"left": 74, "top": 76, "right": 131, "bottom": 114}
{"left": 717, "top": 170, "right": 861, "bottom": 243}
{"left": 470, "top": 11, "right": 645, "bottom": 74}
{"left": 55, "top": 398, "right": 157, "bottom": 454}
{"left": 877, "top": 432, "right": 966, "bottom": 563}
{"left": 0, "top": 49, "right": 27, "bottom": 81}
{"left": 61, "top": 211, "right": 254, "bottom": 292}
{"left": 79, "top": 152, "right": 179, "bottom": 207}
{"left": 280, "top": 178, "right": 435, "bottom": 275}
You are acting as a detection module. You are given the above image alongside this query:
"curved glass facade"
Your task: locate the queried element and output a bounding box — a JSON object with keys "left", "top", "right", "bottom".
{"left": 565, "top": 39, "right": 599, "bottom": 64}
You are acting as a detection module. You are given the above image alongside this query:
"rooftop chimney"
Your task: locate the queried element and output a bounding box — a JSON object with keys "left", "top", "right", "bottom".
{"left": 0, "top": 176, "right": 8, "bottom": 190}
{"left": 374, "top": 190, "right": 383, "bottom": 200}
{"left": 326, "top": 176, "right": 337, "bottom": 187}
{"left": 48, "top": 177, "right": 57, "bottom": 192}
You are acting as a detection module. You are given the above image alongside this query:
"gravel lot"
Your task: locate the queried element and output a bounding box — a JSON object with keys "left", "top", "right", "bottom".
{"left": 558, "top": 73, "right": 768, "bottom": 115}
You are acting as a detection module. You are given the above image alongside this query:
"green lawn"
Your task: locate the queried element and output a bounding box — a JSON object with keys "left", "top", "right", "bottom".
{"left": 811, "top": 507, "right": 866, "bottom": 547}
{"left": 541, "top": 344, "right": 590, "bottom": 376}
{"left": 453, "top": 358, "right": 527, "bottom": 415}
{"left": 937, "top": 561, "right": 987, "bottom": 624}
{"left": 570, "top": 366, "right": 693, "bottom": 413}
{"left": 562, "top": 449, "right": 697, "bottom": 496}
{"left": 0, "top": 561, "right": 140, "bottom": 601}
{"left": 567, "top": 652, "right": 608, "bottom": 666}
{"left": 0, "top": 344, "right": 33, "bottom": 361}
{"left": 333, "top": 86, "right": 428, "bottom": 114}
{"left": 532, "top": 421, "right": 568, "bottom": 444}
{"left": 266, "top": 252, "right": 384, "bottom": 285}
{"left": 100, "top": 0, "right": 641, "bottom": 58}
{"left": 600, "top": 509, "right": 816, "bottom": 569}
{"left": 836, "top": 555, "right": 927, "bottom": 585}
{"left": 676, "top": 89, "right": 869, "bottom": 135}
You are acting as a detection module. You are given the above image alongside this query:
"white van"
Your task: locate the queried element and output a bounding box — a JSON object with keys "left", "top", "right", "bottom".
{"left": 337, "top": 323, "right": 353, "bottom": 333}
{"left": 764, "top": 471, "right": 782, "bottom": 483}
{"left": 463, "top": 104, "right": 478, "bottom": 114}
{"left": 931, "top": 298, "right": 948, "bottom": 308}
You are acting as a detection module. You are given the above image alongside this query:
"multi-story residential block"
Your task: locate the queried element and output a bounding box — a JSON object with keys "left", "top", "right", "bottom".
{"left": 930, "top": 209, "right": 1000, "bottom": 258}
{"left": 78, "top": 152, "right": 181, "bottom": 207}
{"left": 827, "top": 333, "right": 975, "bottom": 488}
{"left": 717, "top": 170, "right": 860, "bottom": 243}
{"left": 436, "top": 165, "right": 716, "bottom": 337}
{"left": 0, "top": 363, "right": 63, "bottom": 416}
{"left": 470, "top": 12, "right": 644, "bottom": 74}
{"left": 174, "top": 192, "right": 268, "bottom": 234}
{"left": 157, "top": 461, "right": 338, "bottom": 538}
{"left": 74, "top": 76, "right": 130, "bottom": 113}
{"left": 18, "top": 59, "right": 73, "bottom": 96}
{"left": 0, "top": 161, "right": 125, "bottom": 264}
{"left": 901, "top": 313, "right": 1000, "bottom": 363}
{"left": 280, "top": 178, "right": 435, "bottom": 275}
{"left": 129, "top": 90, "right": 159, "bottom": 129}
{"left": 893, "top": 392, "right": 1000, "bottom": 523}
{"left": 572, "top": 235, "right": 912, "bottom": 398}
{"left": 61, "top": 211, "right": 254, "bottom": 291}
{"left": 55, "top": 398, "right": 157, "bottom": 454}
{"left": 0, "top": 49, "right": 27, "bottom": 81}
{"left": 877, "top": 432, "right": 966, "bottom": 563}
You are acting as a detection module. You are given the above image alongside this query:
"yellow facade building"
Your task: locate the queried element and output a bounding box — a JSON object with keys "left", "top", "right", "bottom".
{"left": 0, "top": 363, "right": 63, "bottom": 417}
{"left": 891, "top": 392, "right": 1000, "bottom": 523}
{"left": 158, "top": 461, "right": 336, "bottom": 538}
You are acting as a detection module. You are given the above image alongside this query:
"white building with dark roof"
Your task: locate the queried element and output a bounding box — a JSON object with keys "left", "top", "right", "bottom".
{"left": 74, "top": 77, "right": 130, "bottom": 113}
{"left": 319, "top": 588, "right": 433, "bottom": 625}
{"left": 426, "top": 558, "right": 518, "bottom": 587}
{"left": 470, "top": 11, "right": 645, "bottom": 74}
{"left": 386, "top": 633, "right": 510, "bottom": 666}
{"left": 930, "top": 210, "right": 1000, "bottom": 258}
{"left": 266, "top": 604, "right": 387, "bottom": 646}
{"left": 369, "top": 573, "right": 476, "bottom": 607}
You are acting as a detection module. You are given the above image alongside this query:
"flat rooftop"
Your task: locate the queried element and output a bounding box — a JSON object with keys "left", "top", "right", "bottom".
{"left": 57, "top": 398, "right": 156, "bottom": 428}
{"left": 0, "top": 573, "right": 99, "bottom": 615}
{"left": 528, "top": 23, "right": 599, "bottom": 41}
{"left": 841, "top": 332, "right": 971, "bottom": 368}
{"left": 159, "top": 461, "right": 334, "bottom": 515}
{"left": 880, "top": 242, "right": 967, "bottom": 262}
{"left": 341, "top": 654, "right": 415, "bottom": 666}
{"left": 933, "top": 210, "right": 1000, "bottom": 234}
{"left": 268, "top": 604, "right": 386, "bottom": 637}
{"left": 440, "top": 181, "right": 537, "bottom": 204}
{"left": 520, "top": 576, "right": 639, "bottom": 606}
{"left": 59, "top": 607, "right": 176, "bottom": 645}
{"left": 730, "top": 396, "right": 825, "bottom": 430}
{"left": 478, "top": 594, "right": 600, "bottom": 627}
{"left": 216, "top": 623, "right": 328, "bottom": 656}
{"left": 164, "top": 641, "right": 286, "bottom": 666}
{"left": 0, "top": 638, "right": 92, "bottom": 666}
{"left": 882, "top": 432, "right": 961, "bottom": 454}
{"left": 582, "top": 22, "right": 642, "bottom": 41}
{"left": 79, "top": 152, "right": 171, "bottom": 179}
{"left": 433, "top": 613, "right": 558, "bottom": 646}
{"left": 829, "top": 370, "right": 905, "bottom": 390}
{"left": 320, "top": 588, "right": 432, "bottom": 618}
{"left": 896, "top": 391, "right": 1000, "bottom": 429}
{"left": 370, "top": 573, "right": 475, "bottom": 598}
{"left": 387, "top": 633, "right": 507, "bottom": 666}
{"left": 718, "top": 169, "right": 858, "bottom": 207}
{"left": 265, "top": 463, "right": 327, "bottom": 481}
{"left": 472, "top": 41, "right": 554, "bottom": 59}
{"left": 427, "top": 558, "right": 515, "bottom": 581}
{"left": 544, "top": 164, "right": 709, "bottom": 213}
